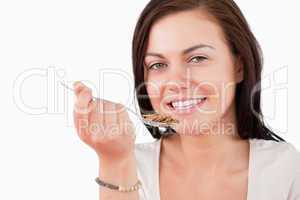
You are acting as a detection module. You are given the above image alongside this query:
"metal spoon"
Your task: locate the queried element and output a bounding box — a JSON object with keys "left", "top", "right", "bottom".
{"left": 60, "top": 82, "right": 177, "bottom": 129}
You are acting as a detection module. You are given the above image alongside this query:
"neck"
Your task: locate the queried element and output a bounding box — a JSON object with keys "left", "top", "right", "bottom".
{"left": 161, "top": 108, "right": 249, "bottom": 174}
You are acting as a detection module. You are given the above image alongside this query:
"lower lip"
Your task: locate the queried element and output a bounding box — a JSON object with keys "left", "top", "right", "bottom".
{"left": 168, "top": 98, "right": 207, "bottom": 114}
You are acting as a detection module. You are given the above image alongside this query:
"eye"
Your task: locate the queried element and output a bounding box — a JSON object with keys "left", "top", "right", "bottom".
{"left": 148, "top": 63, "right": 167, "bottom": 70}
{"left": 189, "top": 56, "right": 207, "bottom": 63}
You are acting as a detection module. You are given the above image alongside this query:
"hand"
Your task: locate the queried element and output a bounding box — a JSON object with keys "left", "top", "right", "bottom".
{"left": 73, "top": 81, "right": 136, "bottom": 162}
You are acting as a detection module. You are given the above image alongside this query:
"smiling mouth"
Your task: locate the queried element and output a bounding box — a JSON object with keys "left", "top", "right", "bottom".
{"left": 166, "top": 97, "right": 207, "bottom": 113}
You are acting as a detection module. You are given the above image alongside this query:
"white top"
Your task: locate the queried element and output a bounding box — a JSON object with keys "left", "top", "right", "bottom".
{"left": 134, "top": 138, "right": 300, "bottom": 200}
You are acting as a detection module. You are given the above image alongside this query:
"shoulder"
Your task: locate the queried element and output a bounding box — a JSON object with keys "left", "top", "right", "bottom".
{"left": 250, "top": 138, "right": 300, "bottom": 199}
{"left": 251, "top": 138, "right": 300, "bottom": 170}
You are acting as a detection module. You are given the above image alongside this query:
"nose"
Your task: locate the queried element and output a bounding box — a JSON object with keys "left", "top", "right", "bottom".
{"left": 165, "top": 80, "right": 189, "bottom": 94}
{"left": 164, "top": 64, "right": 191, "bottom": 93}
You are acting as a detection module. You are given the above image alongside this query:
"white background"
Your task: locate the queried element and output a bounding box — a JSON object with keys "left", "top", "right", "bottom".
{"left": 0, "top": 0, "right": 299, "bottom": 199}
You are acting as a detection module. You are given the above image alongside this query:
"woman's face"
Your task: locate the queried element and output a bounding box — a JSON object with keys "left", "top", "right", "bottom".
{"left": 144, "top": 9, "right": 243, "bottom": 135}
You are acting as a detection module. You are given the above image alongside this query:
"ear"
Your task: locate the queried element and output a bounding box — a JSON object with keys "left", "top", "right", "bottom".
{"left": 234, "top": 56, "right": 244, "bottom": 84}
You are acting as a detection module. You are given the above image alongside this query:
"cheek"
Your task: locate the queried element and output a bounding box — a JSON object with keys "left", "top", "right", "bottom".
{"left": 190, "top": 66, "right": 236, "bottom": 115}
{"left": 145, "top": 80, "right": 163, "bottom": 111}
{"left": 220, "top": 81, "right": 236, "bottom": 112}
{"left": 216, "top": 68, "right": 237, "bottom": 115}
{"left": 206, "top": 79, "right": 236, "bottom": 119}
{"left": 145, "top": 70, "right": 166, "bottom": 112}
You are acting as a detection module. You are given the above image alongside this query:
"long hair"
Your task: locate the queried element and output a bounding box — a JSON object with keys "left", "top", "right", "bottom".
{"left": 132, "top": 0, "right": 285, "bottom": 142}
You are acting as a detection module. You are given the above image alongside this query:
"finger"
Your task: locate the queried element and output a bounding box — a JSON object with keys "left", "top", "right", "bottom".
{"left": 73, "top": 87, "right": 93, "bottom": 137}
{"left": 103, "top": 100, "right": 118, "bottom": 137}
{"left": 89, "top": 100, "right": 104, "bottom": 138}
{"left": 116, "top": 103, "right": 125, "bottom": 136}
{"left": 116, "top": 103, "right": 135, "bottom": 139}
{"left": 73, "top": 100, "right": 93, "bottom": 139}
{"left": 75, "top": 87, "right": 93, "bottom": 113}
{"left": 88, "top": 101, "right": 104, "bottom": 137}
{"left": 73, "top": 81, "right": 86, "bottom": 96}
{"left": 117, "top": 103, "right": 130, "bottom": 124}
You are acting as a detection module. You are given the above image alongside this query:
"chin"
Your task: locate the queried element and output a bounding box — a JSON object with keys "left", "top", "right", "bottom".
{"left": 171, "top": 115, "right": 218, "bottom": 136}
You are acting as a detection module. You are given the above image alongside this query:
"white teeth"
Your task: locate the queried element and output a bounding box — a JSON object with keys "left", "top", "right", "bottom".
{"left": 171, "top": 98, "right": 206, "bottom": 109}
{"left": 172, "top": 99, "right": 197, "bottom": 107}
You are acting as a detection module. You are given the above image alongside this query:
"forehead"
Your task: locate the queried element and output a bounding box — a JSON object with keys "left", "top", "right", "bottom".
{"left": 146, "top": 9, "right": 226, "bottom": 53}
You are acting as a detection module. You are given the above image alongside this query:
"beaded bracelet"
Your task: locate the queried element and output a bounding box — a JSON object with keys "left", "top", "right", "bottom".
{"left": 95, "top": 177, "right": 142, "bottom": 192}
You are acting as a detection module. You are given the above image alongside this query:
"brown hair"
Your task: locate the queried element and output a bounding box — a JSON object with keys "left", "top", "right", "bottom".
{"left": 132, "top": 0, "right": 285, "bottom": 142}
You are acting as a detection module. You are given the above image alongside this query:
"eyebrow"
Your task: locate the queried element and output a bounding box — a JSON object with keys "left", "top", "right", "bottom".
{"left": 145, "top": 44, "right": 215, "bottom": 59}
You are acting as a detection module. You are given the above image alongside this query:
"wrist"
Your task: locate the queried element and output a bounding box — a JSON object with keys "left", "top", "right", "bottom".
{"left": 99, "top": 153, "right": 136, "bottom": 171}
{"left": 97, "top": 150, "right": 135, "bottom": 165}
{"left": 98, "top": 153, "right": 138, "bottom": 185}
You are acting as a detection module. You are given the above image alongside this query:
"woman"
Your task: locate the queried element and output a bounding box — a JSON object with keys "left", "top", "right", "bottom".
{"left": 73, "top": 0, "right": 300, "bottom": 199}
